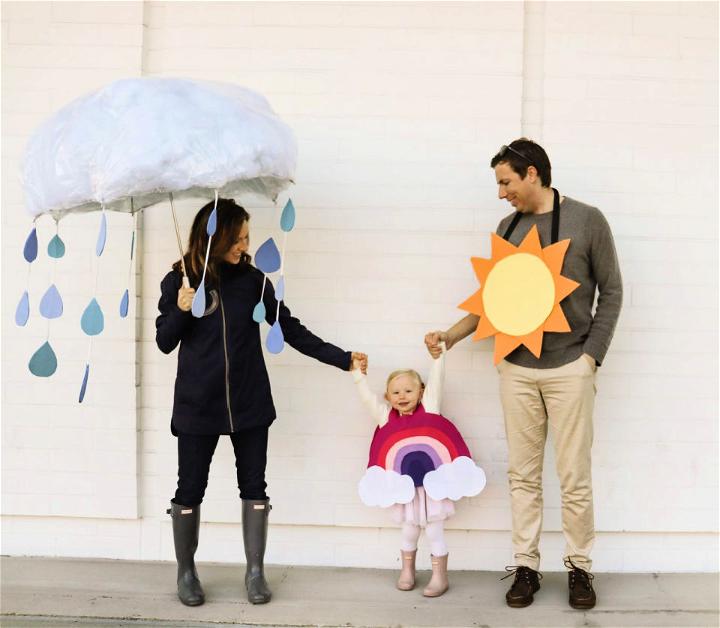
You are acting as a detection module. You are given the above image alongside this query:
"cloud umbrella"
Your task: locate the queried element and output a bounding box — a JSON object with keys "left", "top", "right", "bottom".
{"left": 19, "top": 77, "right": 298, "bottom": 400}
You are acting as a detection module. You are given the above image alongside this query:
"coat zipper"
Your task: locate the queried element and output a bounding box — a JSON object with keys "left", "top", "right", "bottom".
{"left": 218, "top": 289, "right": 234, "bottom": 432}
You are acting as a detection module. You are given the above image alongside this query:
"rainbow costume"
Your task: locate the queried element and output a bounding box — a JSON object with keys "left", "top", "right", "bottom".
{"left": 354, "top": 352, "right": 486, "bottom": 526}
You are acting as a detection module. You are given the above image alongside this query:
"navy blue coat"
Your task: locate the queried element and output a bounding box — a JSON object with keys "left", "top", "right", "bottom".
{"left": 156, "top": 263, "right": 350, "bottom": 435}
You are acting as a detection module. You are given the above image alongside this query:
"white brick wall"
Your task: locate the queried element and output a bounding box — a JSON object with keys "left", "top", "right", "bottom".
{"left": 2, "top": 1, "right": 717, "bottom": 573}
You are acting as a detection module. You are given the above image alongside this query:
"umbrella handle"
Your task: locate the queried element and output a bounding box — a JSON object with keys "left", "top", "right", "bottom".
{"left": 182, "top": 276, "right": 190, "bottom": 289}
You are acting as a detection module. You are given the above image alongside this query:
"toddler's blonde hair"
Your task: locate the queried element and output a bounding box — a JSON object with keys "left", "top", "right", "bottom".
{"left": 386, "top": 369, "right": 425, "bottom": 390}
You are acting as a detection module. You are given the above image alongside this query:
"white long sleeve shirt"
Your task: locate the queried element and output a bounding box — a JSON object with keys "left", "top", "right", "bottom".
{"left": 352, "top": 350, "right": 446, "bottom": 427}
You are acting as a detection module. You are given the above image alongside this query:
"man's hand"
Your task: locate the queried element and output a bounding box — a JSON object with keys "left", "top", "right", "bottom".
{"left": 351, "top": 352, "right": 368, "bottom": 374}
{"left": 424, "top": 331, "right": 449, "bottom": 358}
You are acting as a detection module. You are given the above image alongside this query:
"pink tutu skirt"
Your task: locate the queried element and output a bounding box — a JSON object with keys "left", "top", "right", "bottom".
{"left": 391, "top": 486, "right": 455, "bottom": 526}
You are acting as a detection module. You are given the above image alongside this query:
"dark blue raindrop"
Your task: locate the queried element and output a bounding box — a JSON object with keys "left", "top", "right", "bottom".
{"left": 23, "top": 227, "right": 38, "bottom": 263}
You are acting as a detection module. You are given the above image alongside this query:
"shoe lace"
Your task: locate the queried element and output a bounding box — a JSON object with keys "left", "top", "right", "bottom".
{"left": 564, "top": 558, "right": 594, "bottom": 590}
{"left": 501, "top": 565, "right": 543, "bottom": 586}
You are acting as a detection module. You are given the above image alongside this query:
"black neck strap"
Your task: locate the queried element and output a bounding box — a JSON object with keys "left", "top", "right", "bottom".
{"left": 502, "top": 188, "right": 561, "bottom": 244}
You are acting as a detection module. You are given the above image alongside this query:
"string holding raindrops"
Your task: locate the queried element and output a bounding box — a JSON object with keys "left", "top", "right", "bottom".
{"left": 28, "top": 220, "right": 65, "bottom": 379}
{"left": 16, "top": 224, "right": 38, "bottom": 328}
{"left": 253, "top": 237, "right": 281, "bottom": 326}
{"left": 78, "top": 208, "right": 108, "bottom": 402}
{"left": 120, "top": 204, "right": 137, "bottom": 318}
{"left": 192, "top": 191, "right": 219, "bottom": 318}
{"left": 267, "top": 198, "right": 296, "bottom": 354}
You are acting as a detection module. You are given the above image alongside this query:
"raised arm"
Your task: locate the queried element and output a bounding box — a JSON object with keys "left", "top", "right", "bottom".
{"left": 422, "top": 342, "right": 446, "bottom": 414}
{"left": 351, "top": 367, "right": 390, "bottom": 427}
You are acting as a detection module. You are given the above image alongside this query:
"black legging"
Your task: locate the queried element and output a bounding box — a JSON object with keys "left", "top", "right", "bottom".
{"left": 173, "top": 425, "right": 269, "bottom": 506}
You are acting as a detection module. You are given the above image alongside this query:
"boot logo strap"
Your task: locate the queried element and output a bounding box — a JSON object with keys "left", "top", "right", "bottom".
{"left": 253, "top": 504, "right": 266, "bottom": 510}
{"left": 180, "top": 508, "right": 193, "bottom": 515}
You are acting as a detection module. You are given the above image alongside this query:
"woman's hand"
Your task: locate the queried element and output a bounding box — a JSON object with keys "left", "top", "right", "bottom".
{"left": 351, "top": 352, "right": 368, "bottom": 374}
{"left": 177, "top": 286, "right": 196, "bottom": 312}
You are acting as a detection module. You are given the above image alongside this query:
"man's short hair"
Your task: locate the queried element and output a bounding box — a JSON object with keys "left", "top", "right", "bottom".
{"left": 491, "top": 138, "right": 552, "bottom": 187}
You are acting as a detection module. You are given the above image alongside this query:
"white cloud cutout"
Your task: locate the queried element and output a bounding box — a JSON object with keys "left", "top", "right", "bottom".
{"left": 422, "top": 456, "right": 486, "bottom": 501}
{"left": 358, "top": 466, "right": 415, "bottom": 508}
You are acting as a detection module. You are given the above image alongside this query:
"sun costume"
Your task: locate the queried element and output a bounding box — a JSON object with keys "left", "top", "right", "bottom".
{"left": 354, "top": 350, "right": 486, "bottom": 525}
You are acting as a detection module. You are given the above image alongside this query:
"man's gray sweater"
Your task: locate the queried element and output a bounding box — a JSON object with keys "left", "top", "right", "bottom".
{"left": 495, "top": 195, "right": 622, "bottom": 368}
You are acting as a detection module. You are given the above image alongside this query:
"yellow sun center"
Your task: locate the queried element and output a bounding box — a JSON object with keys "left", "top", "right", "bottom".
{"left": 482, "top": 253, "right": 555, "bottom": 336}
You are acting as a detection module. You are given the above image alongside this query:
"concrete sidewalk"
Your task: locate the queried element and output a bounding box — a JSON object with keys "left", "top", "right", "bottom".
{"left": 1, "top": 556, "right": 717, "bottom": 627}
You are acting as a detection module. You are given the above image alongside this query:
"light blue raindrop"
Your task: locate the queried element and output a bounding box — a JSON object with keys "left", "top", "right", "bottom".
{"left": 23, "top": 227, "right": 38, "bottom": 263}
{"left": 119, "top": 289, "right": 129, "bottom": 318}
{"left": 96, "top": 212, "right": 107, "bottom": 256}
{"left": 81, "top": 298, "right": 104, "bottom": 335}
{"left": 275, "top": 276, "right": 285, "bottom": 301}
{"left": 78, "top": 363, "right": 90, "bottom": 403}
{"left": 255, "top": 238, "right": 281, "bottom": 274}
{"left": 252, "top": 300, "right": 266, "bottom": 323}
{"left": 29, "top": 341, "right": 57, "bottom": 377}
{"left": 266, "top": 321, "right": 285, "bottom": 354}
{"left": 15, "top": 291, "right": 30, "bottom": 326}
{"left": 207, "top": 207, "right": 217, "bottom": 237}
{"left": 48, "top": 234, "right": 65, "bottom": 258}
{"left": 191, "top": 281, "right": 206, "bottom": 318}
{"left": 39, "top": 284, "right": 63, "bottom": 319}
{"left": 280, "top": 199, "right": 296, "bottom": 232}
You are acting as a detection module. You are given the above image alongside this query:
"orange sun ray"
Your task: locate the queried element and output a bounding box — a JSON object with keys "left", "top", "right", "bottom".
{"left": 541, "top": 239, "right": 571, "bottom": 275}
{"left": 470, "top": 257, "right": 494, "bottom": 283}
{"left": 473, "top": 314, "right": 498, "bottom": 340}
{"left": 518, "top": 328, "right": 544, "bottom": 358}
{"left": 554, "top": 274, "right": 580, "bottom": 302}
{"left": 490, "top": 232, "right": 519, "bottom": 261}
{"left": 543, "top": 303, "right": 571, "bottom": 333}
{"left": 517, "top": 224, "right": 543, "bottom": 257}
{"left": 494, "top": 334, "right": 523, "bottom": 364}
{"left": 458, "top": 289, "right": 484, "bottom": 316}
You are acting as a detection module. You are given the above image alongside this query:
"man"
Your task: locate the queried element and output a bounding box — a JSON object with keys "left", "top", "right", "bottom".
{"left": 425, "top": 138, "right": 622, "bottom": 610}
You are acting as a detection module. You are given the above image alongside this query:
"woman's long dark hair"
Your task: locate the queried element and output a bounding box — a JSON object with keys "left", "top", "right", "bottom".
{"left": 172, "top": 197, "right": 251, "bottom": 287}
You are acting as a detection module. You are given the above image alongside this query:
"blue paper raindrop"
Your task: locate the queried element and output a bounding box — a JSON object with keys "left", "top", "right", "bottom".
{"left": 255, "top": 238, "right": 281, "bottom": 274}
{"left": 48, "top": 234, "right": 66, "bottom": 258}
{"left": 81, "top": 298, "right": 104, "bottom": 335}
{"left": 280, "top": 199, "right": 296, "bottom": 232}
{"left": 96, "top": 212, "right": 107, "bottom": 256}
{"left": 275, "top": 276, "right": 285, "bottom": 301}
{"left": 15, "top": 291, "right": 30, "bottom": 326}
{"left": 23, "top": 227, "right": 38, "bottom": 263}
{"left": 266, "top": 321, "right": 285, "bottom": 354}
{"left": 192, "top": 282, "right": 206, "bottom": 318}
{"left": 119, "top": 289, "right": 129, "bottom": 318}
{"left": 29, "top": 341, "right": 57, "bottom": 377}
{"left": 39, "top": 284, "right": 63, "bottom": 319}
{"left": 78, "top": 363, "right": 90, "bottom": 403}
{"left": 252, "top": 301, "right": 266, "bottom": 323}
{"left": 207, "top": 207, "right": 217, "bottom": 236}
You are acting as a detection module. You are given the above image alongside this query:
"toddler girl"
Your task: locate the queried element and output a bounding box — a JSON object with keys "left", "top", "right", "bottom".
{"left": 352, "top": 344, "right": 485, "bottom": 596}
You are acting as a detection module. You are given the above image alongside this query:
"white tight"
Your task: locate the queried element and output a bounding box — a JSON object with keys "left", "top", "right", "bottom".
{"left": 400, "top": 521, "right": 448, "bottom": 557}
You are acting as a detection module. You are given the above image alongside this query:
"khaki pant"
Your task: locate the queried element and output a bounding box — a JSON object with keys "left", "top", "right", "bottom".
{"left": 498, "top": 355, "right": 596, "bottom": 571}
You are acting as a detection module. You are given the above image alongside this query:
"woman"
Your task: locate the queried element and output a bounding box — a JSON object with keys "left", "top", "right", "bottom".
{"left": 156, "top": 197, "right": 366, "bottom": 606}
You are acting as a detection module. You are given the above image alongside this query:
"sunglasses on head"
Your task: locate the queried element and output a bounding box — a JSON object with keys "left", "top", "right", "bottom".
{"left": 498, "top": 144, "right": 533, "bottom": 165}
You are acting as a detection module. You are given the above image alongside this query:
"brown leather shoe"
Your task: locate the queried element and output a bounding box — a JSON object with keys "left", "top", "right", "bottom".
{"left": 567, "top": 562, "right": 596, "bottom": 609}
{"left": 396, "top": 550, "right": 416, "bottom": 591}
{"left": 503, "top": 565, "right": 542, "bottom": 608}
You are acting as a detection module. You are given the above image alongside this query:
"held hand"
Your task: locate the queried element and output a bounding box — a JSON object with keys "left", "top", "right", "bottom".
{"left": 351, "top": 352, "right": 368, "bottom": 374}
{"left": 177, "top": 286, "right": 196, "bottom": 312}
{"left": 424, "top": 331, "right": 449, "bottom": 359}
